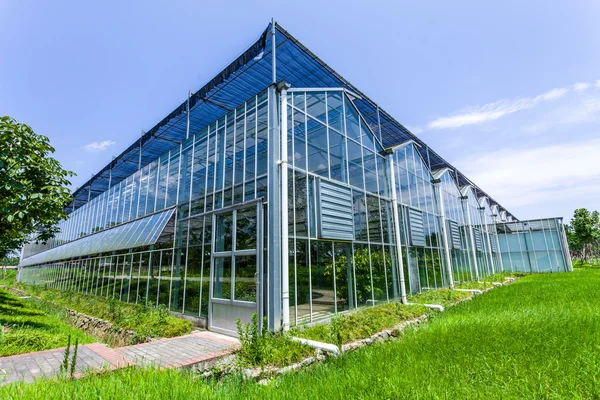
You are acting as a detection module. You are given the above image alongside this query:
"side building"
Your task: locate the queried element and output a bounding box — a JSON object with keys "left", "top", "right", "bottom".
{"left": 19, "top": 22, "right": 572, "bottom": 335}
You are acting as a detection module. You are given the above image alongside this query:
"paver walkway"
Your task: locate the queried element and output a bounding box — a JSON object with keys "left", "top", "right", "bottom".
{"left": 0, "top": 331, "right": 239, "bottom": 386}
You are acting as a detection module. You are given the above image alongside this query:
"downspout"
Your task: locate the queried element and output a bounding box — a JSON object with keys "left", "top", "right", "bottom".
{"left": 462, "top": 198, "right": 480, "bottom": 281}
{"left": 434, "top": 182, "right": 454, "bottom": 288}
{"left": 387, "top": 153, "right": 407, "bottom": 304}
{"left": 280, "top": 84, "right": 290, "bottom": 331}
{"left": 480, "top": 209, "right": 496, "bottom": 275}
{"left": 493, "top": 223, "right": 505, "bottom": 272}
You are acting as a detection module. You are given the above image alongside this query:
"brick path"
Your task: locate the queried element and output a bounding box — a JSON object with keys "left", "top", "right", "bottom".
{"left": 0, "top": 331, "right": 239, "bottom": 386}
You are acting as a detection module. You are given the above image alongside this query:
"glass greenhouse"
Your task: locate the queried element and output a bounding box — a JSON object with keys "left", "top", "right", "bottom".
{"left": 18, "top": 22, "right": 572, "bottom": 335}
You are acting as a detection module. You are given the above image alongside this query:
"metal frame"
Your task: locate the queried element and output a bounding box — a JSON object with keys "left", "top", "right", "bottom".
{"left": 207, "top": 198, "right": 264, "bottom": 336}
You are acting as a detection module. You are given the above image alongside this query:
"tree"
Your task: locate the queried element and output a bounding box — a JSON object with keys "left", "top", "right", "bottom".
{"left": 566, "top": 208, "right": 600, "bottom": 263}
{"left": 0, "top": 116, "right": 74, "bottom": 258}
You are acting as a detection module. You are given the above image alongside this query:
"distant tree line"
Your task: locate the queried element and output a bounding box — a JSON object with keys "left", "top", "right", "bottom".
{"left": 565, "top": 208, "right": 600, "bottom": 266}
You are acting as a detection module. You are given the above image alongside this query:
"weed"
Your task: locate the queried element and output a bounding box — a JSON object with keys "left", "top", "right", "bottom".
{"left": 59, "top": 335, "right": 71, "bottom": 376}
{"left": 69, "top": 338, "right": 79, "bottom": 378}
{"left": 236, "top": 314, "right": 312, "bottom": 367}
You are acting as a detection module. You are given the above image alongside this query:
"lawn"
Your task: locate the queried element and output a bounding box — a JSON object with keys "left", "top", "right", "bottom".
{"left": 2, "top": 269, "right": 599, "bottom": 399}
{"left": 0, "top": 268, "right": 17, "bottom": 286}
{"left": 15, "top": 285, "right": 192, "bottom": 341}
{"left": 0, "top": 289, "right": 95, "bottom": 356}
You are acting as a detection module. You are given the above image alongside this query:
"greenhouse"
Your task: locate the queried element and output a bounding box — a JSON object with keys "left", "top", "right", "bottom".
{"left": 18, "top": 21, "right": 572, "bottom": 335}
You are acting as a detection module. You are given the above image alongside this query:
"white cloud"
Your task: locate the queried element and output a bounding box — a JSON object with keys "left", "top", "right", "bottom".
{"left": 455, "top": 138, "right": 600, "bottom": 213}
{"left": 572, "top": 82, "right": 591, "bottom": 92}
{"left": 84, "top": 140, "right": 116, "bottom": 152}
{"left": 428, "top": 85, "right": 573, "bottom": 129}
{"left": 525, "top": 96, "right": 600, "bottom": 134}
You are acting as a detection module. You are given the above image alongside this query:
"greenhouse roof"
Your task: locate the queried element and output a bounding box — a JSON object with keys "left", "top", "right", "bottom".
{"left": 68, "top": 21, "right": 515, "bottom": 220}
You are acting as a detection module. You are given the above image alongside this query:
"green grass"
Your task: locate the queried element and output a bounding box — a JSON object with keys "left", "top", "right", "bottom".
{"left": 0, "top": 269, "right": 17, "bottom": 286}
{"left": 292, "top": 302, "right": 428, "bottom": 347}
{"left": 16, "top": 284, "right": 192, "bottom": 341}
{"left": 0, "top": 289, "right": 94, "bottom": 356}
{"left": 407, "top": 287, "right": 472, "bottom": 307}
{"left": 573, "top": 259, "right": 600, "bottom": 269}
{"left": 2, "top": 270, "right": 599, "bottom": 399}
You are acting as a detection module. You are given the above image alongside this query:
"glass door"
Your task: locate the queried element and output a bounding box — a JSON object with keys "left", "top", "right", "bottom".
{"left": 209, "top": 202, "right": 262, "bottom": 336}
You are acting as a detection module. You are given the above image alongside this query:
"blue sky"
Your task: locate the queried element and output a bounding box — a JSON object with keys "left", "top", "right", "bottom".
{"left": 1, "top": 1, "right": 599, "bottom": 221}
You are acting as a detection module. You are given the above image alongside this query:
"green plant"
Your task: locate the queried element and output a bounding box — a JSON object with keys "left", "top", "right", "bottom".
{"left": 236, "top": 313, "right": 264, "bottom": 366}
{"left": 236, "top": 314, "right": 312, "bottom": 367}
{"left": 69, "top": 338, "right": 79, "bottom": 378}
{"left": 59, "top": 335, "right": 71, "bottom": 376}
{"left": 157, "top": 304, "right": 169, "bottom": 326}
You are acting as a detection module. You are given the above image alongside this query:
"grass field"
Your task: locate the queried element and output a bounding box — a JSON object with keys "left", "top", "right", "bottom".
{"left": 0, "top": 289, "right": 94, "bottom": 356}
{"left": 2, "top": 269, "right": 599, "bottom": 399}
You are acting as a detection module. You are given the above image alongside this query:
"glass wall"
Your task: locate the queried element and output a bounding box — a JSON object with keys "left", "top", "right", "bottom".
{"left": 460, "top": 186, "right": 494, "bottom": 278}
{"left": 436, "top": 170, "right": 476, "bottom": 284}
{"left": 22, "top": 90, "right": 270, "bottom": 260}
{"left": 18, "top": 84, "right": 574, "bottom": 331}
{"left": 285, "top": 89, "right": 399, "bottom": 325}
{"left": 497, "top": 218, "right": 571, "bottom": 273}
{"left": 392, "top": 143, "right": 448, "bottom": 293}
{"left": 20, "top": 89, "right": 270, "bottom": 318}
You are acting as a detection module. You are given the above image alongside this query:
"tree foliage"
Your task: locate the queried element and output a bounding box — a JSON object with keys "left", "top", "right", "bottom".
{"left": 565, "top": 208, "right": 600, "bottom": 263}
{"left": 0, "top": 116, "right": 74, "bottom": 258}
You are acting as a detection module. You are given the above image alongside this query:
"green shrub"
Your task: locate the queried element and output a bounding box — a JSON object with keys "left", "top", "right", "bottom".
{"left": 236, "top": 314, "right": 312, "bottom": 367}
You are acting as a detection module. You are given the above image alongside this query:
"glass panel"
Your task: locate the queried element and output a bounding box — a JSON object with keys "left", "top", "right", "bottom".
{"left": 344, "top": 97, "right": 361, "bottom": 142}
{"left": 184, "top": 245, "right": 203, "bottom": 316}
{"left": 293, "top": 109, "right": 307, "bottom": 171}
{"left": 310, "top": 241, "right": 335, "bottom": 320}
{"left": 327, "top": 92, "right": 343, "bottom": 132}
{"left": 334, "top": 242, "right": 354, "bottom": 312}
{"left": 353, "top": 191, "right": 368, "bottom": 241}
{"left": 329, "top": 130, "right": 347, "bottom": 184}
{"left": 354, "top": 243, "right": 373, "bottom": 306}
{"left": 256, "top": 101, "right": 269, "bottom": 177}
{"left": 347, "top": 139, "right": 364, "bottom": 189}
{"left": 307, "top": 118, "right": 328, "bottom": 178}
{"left": 236, "top": 207, "right": 257, "bottom": 250}
{"left": 234, "top": 255, "right": 256, "bottom": 302}
{"left": 213, "top": 257, "right": 232, "bottom": 300}
{"left": 305, "top": 92, "right": 326, "bottom": 123}
{"left": 371, "top": 244, "right": 388, "bottom": 303}
{"left": 157, "top": 250, "right": 173, "bottom": 307}
{"left": 215, "top": 212, "right": 233, "bottom": 252}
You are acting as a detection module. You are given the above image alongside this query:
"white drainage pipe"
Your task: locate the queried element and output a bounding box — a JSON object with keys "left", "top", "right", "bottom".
{"left": 292, "top": 337, "right": 341, "bottom": 356}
